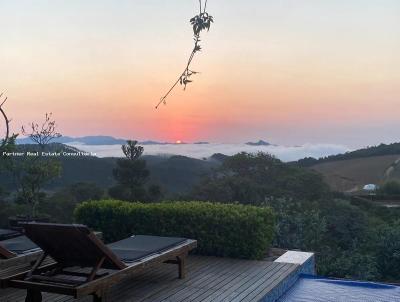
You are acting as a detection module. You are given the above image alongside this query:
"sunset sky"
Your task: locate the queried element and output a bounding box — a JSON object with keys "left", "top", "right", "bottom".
{"left": 1, "top": 0, "right": 399, "bottom": 147}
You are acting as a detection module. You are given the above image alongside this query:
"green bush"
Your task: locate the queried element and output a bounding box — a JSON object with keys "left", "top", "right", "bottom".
{"left": 74, "top": 200, "right": 275, "bottom": 260}
{"left": 378, "top": 181, "right": 400, "bottom": 196}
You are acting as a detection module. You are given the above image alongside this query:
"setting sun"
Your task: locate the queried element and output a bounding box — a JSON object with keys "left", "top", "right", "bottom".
{"left": 176, "top": 140, "right": 182, "bottom": 144}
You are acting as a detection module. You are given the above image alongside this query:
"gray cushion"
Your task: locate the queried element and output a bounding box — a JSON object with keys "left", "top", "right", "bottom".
{"left": 0, "top": 229, "right": 20, "bottom": 241}
{"left": 108, "top": 235, "right": 187, "bottom": 262}
{"left": 0, "top": 235, "right": 39, "bottom": 254}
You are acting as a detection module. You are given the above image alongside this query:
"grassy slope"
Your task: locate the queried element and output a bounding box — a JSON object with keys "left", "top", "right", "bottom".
{"left": 310, "top": 154, "right": 400, "bottom": 192}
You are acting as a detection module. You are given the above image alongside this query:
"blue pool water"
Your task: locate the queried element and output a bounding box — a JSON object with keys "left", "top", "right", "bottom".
{"left": 277, "top": 275, "right": 400, "bottom": 302}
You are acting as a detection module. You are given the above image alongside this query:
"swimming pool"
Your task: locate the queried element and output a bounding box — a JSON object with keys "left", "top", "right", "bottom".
{"left": 277, "top": 274, "right": 400, "bottom": 302}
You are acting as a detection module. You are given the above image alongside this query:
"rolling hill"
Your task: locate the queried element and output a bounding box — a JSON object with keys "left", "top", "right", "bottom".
{"left": 297, "top": 143, "right": 400, "bottom": 192}
{"left": 0, "top": 144, "right": 221, "bottom": 195}
{"left": 4, "top": 141, "right": 400, "bottom": 195}
{"left": 310, "top": 154, "right": 400, "bottom": 192}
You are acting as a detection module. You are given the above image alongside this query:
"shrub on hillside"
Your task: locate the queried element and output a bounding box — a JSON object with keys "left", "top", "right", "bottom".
{"left": 378, "top": 181, "right": 400, "bottom": 196}
{"left": 192, "top": 152, "right": 330, "bottom": 204}
{"left": 74, "top": 200, "right": 275, "bottom": 260}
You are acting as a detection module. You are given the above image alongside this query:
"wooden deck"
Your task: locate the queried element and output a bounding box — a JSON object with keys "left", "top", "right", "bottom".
{"left": 0, "top": 255, "right": 298, "bottom": 302}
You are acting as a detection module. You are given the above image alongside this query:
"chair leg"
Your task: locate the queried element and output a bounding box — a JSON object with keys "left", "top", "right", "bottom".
{"left": 93, "top": 292, "right": 103, "bottom": 302}
{"left": 25, "top": 289, "right": 42, "bottom": 302}
{"left": 177, "top": 255, "right": 186, "bottom": 279}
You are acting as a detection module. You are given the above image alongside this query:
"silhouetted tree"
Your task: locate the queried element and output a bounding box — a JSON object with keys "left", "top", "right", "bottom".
{"left": 12, "top": 113, "right": 62, "bottom": 217}
{"left": 122, "top": 140, "right": 144, "bottom": 160}
{"left": 21, "top": 112, "right": 61, "bottom": 148}
{"left": 0, "top": 93, "right": 18, "bottom": 161}
{"left": 0, "top": 92, "right": 15, "bottom": 152}
{"left": 109, "top": 140, "right": 160, "bottom": 202}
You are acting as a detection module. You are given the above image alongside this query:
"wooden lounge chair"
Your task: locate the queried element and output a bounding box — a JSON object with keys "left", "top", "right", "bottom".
{"left": 0, "top": 235, "right": 42, "bottom": 270}
{"left": 0, "top": 231, "right": 101, "bottom": 271}
{"left": 0, "top": 223, "right": 197, "bottom": 302}
{"left": 0, "top": 229, "right": 21, "bottom": 241}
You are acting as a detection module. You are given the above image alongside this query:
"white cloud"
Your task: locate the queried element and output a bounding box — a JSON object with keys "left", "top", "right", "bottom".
{"left": 68, "top": 143, "right": 350, "bottom": 162}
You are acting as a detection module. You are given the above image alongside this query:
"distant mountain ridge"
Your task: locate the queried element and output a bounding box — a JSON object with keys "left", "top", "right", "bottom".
{"left": 16, "top": 136, "right": 175, "bottom": 146}
{"left": 16, "top": 136, "right": 127, "bottom": 145}
{"left": 17, "top": 135, "right": 274, "bottom": 146}
{"left": 246, "top": 140, "right": 271, "bottom": 146}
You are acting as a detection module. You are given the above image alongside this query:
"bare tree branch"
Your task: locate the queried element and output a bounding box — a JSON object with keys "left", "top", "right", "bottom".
{"left": 156, "top": 0, "right": 213, "bottom": 109}
{"left": 22, "top": 113, "right": 61, "bottom": 148}
{"left": 0, "top": 92, "right": 11, "bottom": 149}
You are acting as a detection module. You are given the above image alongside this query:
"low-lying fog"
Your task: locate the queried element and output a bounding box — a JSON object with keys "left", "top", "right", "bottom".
{"left": 68, "top": 143, "right": 350, "bottom": 162}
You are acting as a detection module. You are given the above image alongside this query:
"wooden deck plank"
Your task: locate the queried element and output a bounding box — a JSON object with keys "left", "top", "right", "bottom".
{"left": 205, "top": 262, "right": 277, "bottom": 302}
{"left": 199, "top": 262, "right": 273, "bottom": 302}
{"left": 141, "top": 257, "right": 239, "bottom": 302}
{"left": 0, "top": 255, "right": 298, "bottom": 302}
{"left": 249, "top": 264, "right": 299, "bottom": 302}
{"left": 162, "top": 259, "right": 242, "bottom": 302}
{"left": 179, "top": 259, "right": 253, "bottom": 302}
{"left": 235, "top": 264, "right": 296, "bottom": 302}
{"left": 193, "top": 262, "right": 281, "bottom": 302}
{"left": 229, "top": 263, "right": 287, "bottom": 302}
{"left": 115, "top": 256, "right": 211, "bottom": 302}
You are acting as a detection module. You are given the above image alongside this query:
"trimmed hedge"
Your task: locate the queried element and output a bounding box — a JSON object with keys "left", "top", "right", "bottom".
{"left": 74, "top": 200, "right": 275, "bottom": 260}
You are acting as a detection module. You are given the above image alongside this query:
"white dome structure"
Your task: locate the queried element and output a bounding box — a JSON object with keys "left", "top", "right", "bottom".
{"left": 363, "top": 184, "right": 377, "bottom": 191}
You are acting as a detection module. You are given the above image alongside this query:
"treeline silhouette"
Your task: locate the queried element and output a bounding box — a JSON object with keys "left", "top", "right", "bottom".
{"left": 297, "top": 142, "right": 400, "bottom": 167}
